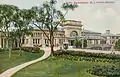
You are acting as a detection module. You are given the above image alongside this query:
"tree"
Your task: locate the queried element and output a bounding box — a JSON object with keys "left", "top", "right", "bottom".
{"left": 79, "top": 40, "right": 82, "bottom": 48}
{"left": 83, "top": 39, "right": 87, "bottom": 48}
{"left": 0, "top": 4, "right": 19, "bottom": 58}
{"left": 12, "top": 9, "right": 33, "bottom": 55}
{"left": 31, "top": 0, "right": 78, "bottom": 53}
{"left": 0, "top": 4, "right": 33, "bottom": 57}
{"left": 74, "top": 37, "right": 82, "bottom": 48}
{"left": 114, "top": 39, "right": 120, "bottom": 51}
{"left": 74, "top": 37, "right": 79, "bottom": 48}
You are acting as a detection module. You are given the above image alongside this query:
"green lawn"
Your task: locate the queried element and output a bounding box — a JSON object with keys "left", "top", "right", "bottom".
{"left": 0, "top": 50, "right": 44, "bottom": 73}
{"left": 12, "top": 56, "right": 114, "bottom": 77}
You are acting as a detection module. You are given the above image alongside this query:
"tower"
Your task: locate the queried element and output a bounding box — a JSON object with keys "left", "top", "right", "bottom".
{"left": 61, "top": 20, "right": 83, "bottom": 45}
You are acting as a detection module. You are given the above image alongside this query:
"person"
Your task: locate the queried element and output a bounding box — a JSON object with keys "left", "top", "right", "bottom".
{"left": 111, "top": 45, "right": 115, "bottom": 54}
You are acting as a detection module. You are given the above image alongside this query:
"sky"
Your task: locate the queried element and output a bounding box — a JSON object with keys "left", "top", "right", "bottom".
{"left": 0, "top": 0, "right": 120, "bottom": 34}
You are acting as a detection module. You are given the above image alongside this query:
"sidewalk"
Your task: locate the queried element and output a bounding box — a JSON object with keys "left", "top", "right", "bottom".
{"left": 68, "top": 48, "right": 120, "bottom": 54}
{"left": 0, "top": 47, "right": 51, "bottom": 77}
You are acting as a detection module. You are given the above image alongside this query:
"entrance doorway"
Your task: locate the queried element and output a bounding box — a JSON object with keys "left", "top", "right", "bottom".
{"left": 70, "top": 40, "right": 74, "bottom": 46}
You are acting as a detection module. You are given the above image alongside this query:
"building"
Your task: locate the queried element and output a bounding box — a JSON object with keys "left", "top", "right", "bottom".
{"left": 22, "top": 30, "right": 65, "bottom": 47}
{"left": 102, "top": 30, "right": 120, "bottom": 46}
{"left": 0, "top": 20, "right": 120, "bottom": 49}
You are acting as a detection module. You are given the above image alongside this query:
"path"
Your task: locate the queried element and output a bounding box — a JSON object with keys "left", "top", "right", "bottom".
{"left": 0, "top": 47, "right": 51, "bottom": 77}
{"left": 68, "top": 48, "right": 120, "bottom": 54}
{"left": 53, "top": 47, "right": 120, "bottom": 54}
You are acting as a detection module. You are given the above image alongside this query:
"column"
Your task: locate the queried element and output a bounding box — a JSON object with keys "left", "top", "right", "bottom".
{"left": 41, "top": 33, "right": 45, "bottom": 46}
{"left": 82, "top": 39, "right": 84, "bottom": 48}
{"left": 92, "top": 40, "right": 94, "bottom": 44}
{"left": 98, "top": 40, "right": 101, "bottom": 44}
{"left": 29, "top": 38, "right": 33, "bottom": 47}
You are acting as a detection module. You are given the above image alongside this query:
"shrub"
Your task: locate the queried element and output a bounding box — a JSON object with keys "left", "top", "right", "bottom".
{"left": 32, "top": 47, "right": 39, "bottom": 53}
{"left": 0, "top": 48, "right": 3, "bottom": 52}
{"left": 83, "top": 39, "right": 87, "bottom": 48}
{"left": 53, "top": 50, "right": 120, "bottom": 63}
{"left": 74, "top": 37, "right": 79, "bottom": 48}
{"left": 63, "top": 44, "right": 68, "bottom": 50}
{"left": 55, "top": 50, "right": 120, "bottom": 60}
{"left": 114, "top": 39, "right": 120, "bottom": 51}
{"left": 88, "top": 65, "right": 120, "bottom": 77}
{"left": 12, "top": 47, "right": 20, "bottom": 50}
{"left": 74, "top": 38, "right": 82, "bottom": 48}
{"left": 21, "top": 47, "right": 42, "bottom": 53}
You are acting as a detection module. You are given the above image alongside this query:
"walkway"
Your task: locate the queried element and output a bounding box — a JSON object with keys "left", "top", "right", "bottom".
{"left": 0, "top": 47, "right": 51, "bottom": 77}
{"left": 68, "top": 48, "right": 120, "bottom": 54}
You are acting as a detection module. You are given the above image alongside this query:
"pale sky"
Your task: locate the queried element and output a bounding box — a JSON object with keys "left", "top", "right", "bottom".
{"left": 0, "top": 0, "right": 120, "bottom": 34}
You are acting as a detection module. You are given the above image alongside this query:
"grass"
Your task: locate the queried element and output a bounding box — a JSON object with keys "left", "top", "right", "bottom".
{"left": 0, "top": 50, "right": 44, "bottom": 73}
{"left": 12, "top": 56, "right": 115, "bottom": 77}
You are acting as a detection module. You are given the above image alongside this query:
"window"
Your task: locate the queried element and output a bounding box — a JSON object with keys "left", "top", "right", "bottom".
{"left": 33, "top": 39, "right": 40, "bottom": 44}
{"left": 26, "top": 39, "right": 28, "bottom": 44}
{"left": 22, "top": 39, "right": 25, "bottom": 44}
{"left": 70, "top": 31, "right": 78, "bottom": 37}
{"left": 60, "top": 34, "right": 63, "bottom": 37}
{"left": 54, "top": 39, "right": 56, "bottom": 45}
{"left": 96, "top": 40, "right": 98, "bottom": 44}
{"left": 112, "top": 36, "right": 114, "bottom": 39}
{"left": 45, "top": 39, "right": 49, "bottom": 44}
{"left": 59, "top": 39, "right": 62, "bottom": 44}
{"left": 33, "top": 39, "right": 35, "bottom": 44}
{"left": 45, "top": 39, "right": 47, "bottom": 44}
{"left": 33, "top": 33, "right": 36, "bottom": 37}
{"left": 36, "top": 39, "right": 37, "bottom": 44}
{"left": 116, "top": 37, "right": 118, "bottom": 39}
{"left": 89, "top": 40, "right": 92, "bottom": 44}
{"left": 33, "top": 33, "right": 42, "bottom": 37}
{"left": 38, "top": 39, "right": 40, "bottom": 44}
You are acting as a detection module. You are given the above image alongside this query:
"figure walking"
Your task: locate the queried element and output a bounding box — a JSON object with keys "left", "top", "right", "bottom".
{"left": 111, "top": 45, "right": 115, "bottom": 54}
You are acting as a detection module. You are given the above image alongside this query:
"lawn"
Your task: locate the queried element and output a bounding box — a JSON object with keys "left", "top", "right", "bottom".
{"left": 12, "top": 56, "right": 115, "bottom": 77}
{"left": 0, "top": 50, "right": 44, "bottom": 73}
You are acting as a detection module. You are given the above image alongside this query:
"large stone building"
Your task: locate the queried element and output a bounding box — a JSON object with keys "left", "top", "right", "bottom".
{"left": 0, "top": 20, "right": 120, "bottom": 49}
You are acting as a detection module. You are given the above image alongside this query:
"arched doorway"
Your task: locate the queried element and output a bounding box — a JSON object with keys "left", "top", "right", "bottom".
{"left": 69, "top": 31, "right": 78, "bottom": 46}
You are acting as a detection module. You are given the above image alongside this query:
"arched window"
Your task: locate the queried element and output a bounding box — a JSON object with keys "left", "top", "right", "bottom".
{"left": 70, "top": 31, "right": 78, "bottom": 37}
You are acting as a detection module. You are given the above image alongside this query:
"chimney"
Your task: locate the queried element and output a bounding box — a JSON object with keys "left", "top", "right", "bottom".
{"left": 106, "top": 30, "right": 110, "bottom": 34}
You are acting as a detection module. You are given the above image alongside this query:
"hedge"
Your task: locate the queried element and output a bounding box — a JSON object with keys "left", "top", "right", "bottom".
{"left": 0, "top": 48, "right": 3, "bottom": 52}
{"left": 54, "top": 50, "right": 120, "bottom": 60}
{"left": 21, "top": 47, "right": 43, "bottom": 53}
{"left": 88, "top": 65, "right": 120, "bottom": 77}
{"left": 52, "top": 50, "right": 120, "bottom": 63}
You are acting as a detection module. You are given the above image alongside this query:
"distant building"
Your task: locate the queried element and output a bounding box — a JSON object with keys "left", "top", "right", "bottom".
{"left": 102, "top": 30, "right": 120, "bottom": 46}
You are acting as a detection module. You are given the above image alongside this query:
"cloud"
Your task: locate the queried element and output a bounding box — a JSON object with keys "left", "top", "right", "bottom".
{"left": 95, "top": 9, "right": 104, "bottom": 19}
{"left": 105, "top": 8, "right": 117, "bottom": 16}
{"left": 0, "top": 0, "right": 120, "bottom": 33}
{"left": 0, "top": 0, "right": 8, "bottom": 4}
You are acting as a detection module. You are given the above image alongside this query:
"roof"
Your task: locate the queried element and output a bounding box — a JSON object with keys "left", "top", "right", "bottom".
{"left": 68, "top": 36, "right": 103, "bottom": 40}
{"left": 33, "top": 29, "right": 65, "bottom": 33}
{"left": 82, "top": 30, "right": 101, "bottom": 34}
{"left": 61, "top": 20, "right": 83, "bottom": 27}
{"left": 102, "top": 33, "right": 120, "bottom": 37}
{"left": 65, "top": 20, "right": 82, "bottom": 22}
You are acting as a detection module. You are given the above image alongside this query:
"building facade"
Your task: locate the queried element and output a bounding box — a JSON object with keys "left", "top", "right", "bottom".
{"left": 22, "top": 30, "right": 65, "bottom": 47}
{"left": 0, "top": 20, "right": 120, "bottom": 49}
